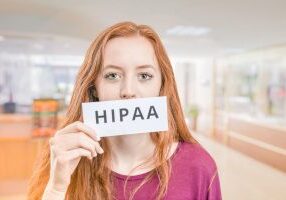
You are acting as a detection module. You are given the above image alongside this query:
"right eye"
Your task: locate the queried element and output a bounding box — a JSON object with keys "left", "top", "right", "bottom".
{"left": 104, "top": 72, "right": 121, "bottom": 80}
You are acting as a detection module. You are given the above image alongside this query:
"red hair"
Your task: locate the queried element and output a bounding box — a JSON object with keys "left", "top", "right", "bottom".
{"left": 28, "top": 21, "right": 197, "bottom": 200}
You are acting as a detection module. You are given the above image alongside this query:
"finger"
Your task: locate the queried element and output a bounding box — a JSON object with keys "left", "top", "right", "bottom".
{"left": 74, "top": 132, "right": 103, "bottom": 155}
{"left": 94, "top": 142, "right": 104, "bottom": 154}
{"left": 57, "top": 148, "right": 93, "bottom": 163}
{"left": 58, "top": 121, "right": 100, "bottom": 142}
{"left": 55, "top": 132, "right": 100, "bottom": 157}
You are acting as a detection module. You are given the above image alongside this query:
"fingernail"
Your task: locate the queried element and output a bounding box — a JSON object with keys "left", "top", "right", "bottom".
{"left": 96, "top": 136, "right": 101, "bottom": 141}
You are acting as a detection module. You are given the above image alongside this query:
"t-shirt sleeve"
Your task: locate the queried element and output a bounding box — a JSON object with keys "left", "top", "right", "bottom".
{"left": 207, "top": 170, "right": 222, "bottom": 200}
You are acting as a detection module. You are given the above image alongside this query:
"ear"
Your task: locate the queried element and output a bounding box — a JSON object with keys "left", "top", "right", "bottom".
{"left": 88, "top": 86, "right": 99, "bottom": 102}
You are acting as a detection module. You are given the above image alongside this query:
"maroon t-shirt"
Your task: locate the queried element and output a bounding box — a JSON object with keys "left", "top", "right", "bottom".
{"left": 111, "top": 141, "right": 222, "bottom": 200}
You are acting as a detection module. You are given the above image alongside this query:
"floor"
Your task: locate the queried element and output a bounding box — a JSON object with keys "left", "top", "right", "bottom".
{"left": 195, "top": 133, "right": 286, "bottom": 200}
{"left": 0, "top": 133, "right": 285, "bottom": 200}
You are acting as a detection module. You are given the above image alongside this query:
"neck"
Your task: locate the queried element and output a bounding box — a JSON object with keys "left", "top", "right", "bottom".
{"left": 107, "top": 132, "right": 155, "bottom": 174}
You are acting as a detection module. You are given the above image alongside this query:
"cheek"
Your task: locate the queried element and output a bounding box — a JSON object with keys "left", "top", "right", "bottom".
{"left": 151, "top": 75, "right": 162, "bottom": 95}
{"left": 153, "top": 81, "right": 162, "bottom": 95}
{"left": 96, "top": 82, "right": 120, "bottom": 100}
{"left": 139, "top": 80, "right": 162, "bottom": 96}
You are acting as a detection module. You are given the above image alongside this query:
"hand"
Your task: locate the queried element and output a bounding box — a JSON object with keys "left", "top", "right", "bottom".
{"left": 47, "top": 121, "right": 103, "bottom": 192}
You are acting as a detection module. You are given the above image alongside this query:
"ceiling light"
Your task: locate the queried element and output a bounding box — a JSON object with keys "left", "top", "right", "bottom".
{"left": 166, "top": 25, "right": 211, "bottom": 36}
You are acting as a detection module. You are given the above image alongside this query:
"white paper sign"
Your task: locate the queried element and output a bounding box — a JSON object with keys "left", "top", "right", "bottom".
{"left": 82, "top": 96, "right": 168, "bottom": 137}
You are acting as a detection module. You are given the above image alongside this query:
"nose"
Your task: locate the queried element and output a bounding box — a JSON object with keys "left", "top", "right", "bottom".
{"left": 120, "top": 77, "right": 136, "bottom": 99}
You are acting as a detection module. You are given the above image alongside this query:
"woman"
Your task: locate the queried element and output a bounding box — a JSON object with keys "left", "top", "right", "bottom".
{"left": 28, "top": 21, "right": 221, "bottom": 200}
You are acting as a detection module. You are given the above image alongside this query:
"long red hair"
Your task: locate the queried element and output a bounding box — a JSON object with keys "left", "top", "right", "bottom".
{"left": 28, "top": 21, "right": 197, "bottom": 200}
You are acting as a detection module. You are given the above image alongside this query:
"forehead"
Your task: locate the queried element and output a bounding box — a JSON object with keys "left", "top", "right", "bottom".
{"left": 102, "top": 35, "right": 158, "bottom": 68}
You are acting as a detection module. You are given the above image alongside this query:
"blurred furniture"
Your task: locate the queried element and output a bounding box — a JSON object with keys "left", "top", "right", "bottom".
{"left": 0, "top": 114, "right": 64, "bottom": 180}
{"left": 212, "top": 45, "right": 286, "bottom": 172}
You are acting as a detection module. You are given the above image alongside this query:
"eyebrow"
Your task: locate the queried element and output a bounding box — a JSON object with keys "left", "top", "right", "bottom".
{"left": 103, "top": 64, "right": 155, "bottom": 70}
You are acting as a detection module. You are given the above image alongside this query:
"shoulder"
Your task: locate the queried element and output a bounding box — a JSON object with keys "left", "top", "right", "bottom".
{"left": 172, "top": 140, "right": 218, "bottom": 178}
{"left": 168, "top": 140, "right": 221, "bottom": 198}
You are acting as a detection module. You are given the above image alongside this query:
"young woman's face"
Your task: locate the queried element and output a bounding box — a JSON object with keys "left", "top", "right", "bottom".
{"left": 95, "top": 35, "right": 162, "bottom": 101}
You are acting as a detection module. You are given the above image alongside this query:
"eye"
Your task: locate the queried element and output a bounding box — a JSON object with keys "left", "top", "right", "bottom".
{"left": 138, "top": 72, "right": 153, "bottom": 81}
{"left": 104, "top": 72, "right": 121, "bottom": 80}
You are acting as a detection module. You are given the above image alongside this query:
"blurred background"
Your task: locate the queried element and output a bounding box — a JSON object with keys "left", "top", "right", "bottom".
{"left": 0, "top": 0, "right": 285, "bottom": 199}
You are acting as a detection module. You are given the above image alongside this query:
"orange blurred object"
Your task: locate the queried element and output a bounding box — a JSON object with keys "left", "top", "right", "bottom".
{"left": 32, "top": 99, "right": 59, "bottom": 137}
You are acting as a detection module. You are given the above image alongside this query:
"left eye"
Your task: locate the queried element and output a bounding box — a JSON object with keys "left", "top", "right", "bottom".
{"left": 104, "top": 72, "right": 121, "bottom": 80}
{"left": 138, "top": 73, "right": 153, "bottom": 80}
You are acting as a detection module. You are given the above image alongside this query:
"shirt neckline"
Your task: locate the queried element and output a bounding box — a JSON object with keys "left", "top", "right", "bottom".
{"left": 111, "top": 140, "right": 183, "bottom": 181}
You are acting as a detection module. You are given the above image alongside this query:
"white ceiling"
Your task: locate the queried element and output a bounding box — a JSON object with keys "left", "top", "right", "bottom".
{"left": 0, "top": 0, "right": 286, "bottom": 58}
